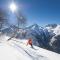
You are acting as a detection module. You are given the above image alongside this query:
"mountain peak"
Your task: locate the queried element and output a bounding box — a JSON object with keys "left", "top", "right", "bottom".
{"left": 46, "top": 24, "right": 57, "bottom": 28}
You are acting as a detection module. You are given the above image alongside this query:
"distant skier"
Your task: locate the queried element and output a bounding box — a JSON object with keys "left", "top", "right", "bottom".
{"left": 27, "top": 38, "right": 33, "bottom": 48}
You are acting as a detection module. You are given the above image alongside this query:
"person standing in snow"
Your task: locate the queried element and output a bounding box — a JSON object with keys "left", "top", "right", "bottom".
{"left": 27, "top": 38, "right": 33, "bottom": 48}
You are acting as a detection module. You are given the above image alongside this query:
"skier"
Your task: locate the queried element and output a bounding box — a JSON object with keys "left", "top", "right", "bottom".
{"left": 27, "top": 38, "right": 33, "bottom": 48}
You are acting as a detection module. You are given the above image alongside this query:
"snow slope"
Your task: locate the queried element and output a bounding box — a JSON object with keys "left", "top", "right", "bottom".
{"left": 0, "top": 35, "right": 60, "bottom": 60}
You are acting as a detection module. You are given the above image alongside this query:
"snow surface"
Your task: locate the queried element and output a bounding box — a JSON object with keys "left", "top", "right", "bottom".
{"left": 46, "top": 25, "right": 60, "bottom": 35}
{"left": 0, "top": 35, "right": 60, "bottom": 60}
{"left": 53, "top": 25, "right": 60, "bottom": 35}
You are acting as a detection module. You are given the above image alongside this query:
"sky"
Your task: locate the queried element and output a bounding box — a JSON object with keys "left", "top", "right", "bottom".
{"left": 0, "top": 0, "right": 60, "bottom": 26}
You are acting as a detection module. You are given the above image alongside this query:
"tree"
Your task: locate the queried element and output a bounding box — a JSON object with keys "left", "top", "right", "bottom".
{"left": 0, "top": 9, "right": 7, "bottom": 29}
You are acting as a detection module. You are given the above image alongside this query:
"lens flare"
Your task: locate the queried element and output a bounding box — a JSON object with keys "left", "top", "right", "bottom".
{"left": 10, "top": 3, "right": 17, "bottom": 12}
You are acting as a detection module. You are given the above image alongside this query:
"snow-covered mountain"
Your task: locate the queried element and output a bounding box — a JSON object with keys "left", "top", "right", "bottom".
{"left": 1, "top": 24, "right": 60, "bottom": 53}
{"left": 46, "top": 24, "right": 60, "bottom": 53}
{"left": 0, "top": 35, "right": 60, "bottom": 60}
{"left": 25, "top": 24, "right": 52, "bottom": 48}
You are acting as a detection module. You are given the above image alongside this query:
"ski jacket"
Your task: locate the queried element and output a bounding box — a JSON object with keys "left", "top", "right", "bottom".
{"left": 27, "top": 38, "right": 32, "bottom": 45}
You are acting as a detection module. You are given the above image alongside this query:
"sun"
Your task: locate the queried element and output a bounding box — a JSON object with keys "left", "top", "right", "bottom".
{"left": 10, "top": 3, "right": 17, "bottom": 12}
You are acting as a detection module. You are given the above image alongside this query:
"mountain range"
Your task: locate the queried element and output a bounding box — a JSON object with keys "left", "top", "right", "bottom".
{"left": 0, "top": 24, "right": 60, "bottom": 53}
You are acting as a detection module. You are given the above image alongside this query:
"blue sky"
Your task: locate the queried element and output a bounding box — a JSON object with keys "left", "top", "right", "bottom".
{"left": 0, "top": 0, "right": 60, "bottom": 26}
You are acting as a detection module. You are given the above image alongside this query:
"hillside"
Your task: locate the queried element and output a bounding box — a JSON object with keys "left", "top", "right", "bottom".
{"left": 0, "top": 35, "right": 60, "bottom": 60}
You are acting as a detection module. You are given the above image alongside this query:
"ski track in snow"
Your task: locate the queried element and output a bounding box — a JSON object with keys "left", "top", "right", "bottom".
{"left": 8, "top": 40, "right": 48, "bottom": 60}
{"left": 0, "top": 36, "right": 60, "bottom": 60}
